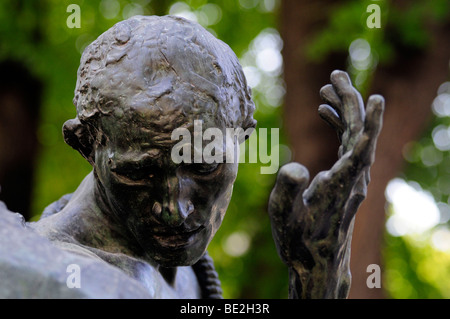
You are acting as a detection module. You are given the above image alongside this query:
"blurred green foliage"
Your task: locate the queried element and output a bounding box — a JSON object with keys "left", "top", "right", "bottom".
{"left": 383, "top": 85, "right": 450, "bottom": 298}
{"left": 2, "top": 0, "right": 449, "bottom": 299}
{"left": 306, "top": 0, "right": 449, "bottom": 97}
{"left": 383, "top": 234, "right": 450, "bottom": 298}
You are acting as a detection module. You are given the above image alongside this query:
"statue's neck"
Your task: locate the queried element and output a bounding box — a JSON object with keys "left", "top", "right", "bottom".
{"left": 83, "top": 172, "right": 181, "bottom": 285}
{"left": 46, "top": 171, "right": 144, "bottom": 258}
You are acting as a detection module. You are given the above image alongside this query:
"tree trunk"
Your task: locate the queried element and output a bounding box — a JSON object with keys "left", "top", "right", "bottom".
{"left": 280, "top": 0, "right": 345, "bottom": 179}
{"left": 0, "top": 61, "right": 42, "bottom": 220}
{"left": 348, "top": 21, "right": 450, "bottom": 299}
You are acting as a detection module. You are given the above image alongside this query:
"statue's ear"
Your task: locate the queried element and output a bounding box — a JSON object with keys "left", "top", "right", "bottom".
{"left": 62, "top": 118, "right": 95, "bottom": 165}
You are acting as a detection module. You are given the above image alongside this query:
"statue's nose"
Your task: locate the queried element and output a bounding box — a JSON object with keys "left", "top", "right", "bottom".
{"left": 152, "top": 176, "right": 194, "bottom": 227}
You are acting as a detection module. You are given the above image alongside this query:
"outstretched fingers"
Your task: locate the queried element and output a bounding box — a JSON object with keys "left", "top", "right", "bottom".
{"left": 306, "top": 94, "right": 384, "bottom": 213}
{"left": 364, "top": 94, "right": 384, "bottom": 140}
{"left": 318, "top": 104, "right": 344, "bottom": 137}
{"left": 330, "top": 70, "right": 365, "bottom": 134}
{"left": 353, "top": 94, "right": 384, "bottom": 166}
{"left": 320, "top": 84, "right": 343, "bottom": 116}
{"left": 319, "top": 83, "right": 344, "bottom": 138}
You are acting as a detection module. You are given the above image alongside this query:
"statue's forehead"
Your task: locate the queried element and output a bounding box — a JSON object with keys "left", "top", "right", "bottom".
{"left": 101, "top": 108, "right": 222, "bottom": 146}
{"left": 95, "top": 67, "right": 229, "bottom": 131}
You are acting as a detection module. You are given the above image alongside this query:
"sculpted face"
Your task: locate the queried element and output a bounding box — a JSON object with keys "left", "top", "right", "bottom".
{"left": 64, "top": 15, "right": 255, "bottom": 267}
{"left": 93, "top": 93, "right": 238, "bottom": 267}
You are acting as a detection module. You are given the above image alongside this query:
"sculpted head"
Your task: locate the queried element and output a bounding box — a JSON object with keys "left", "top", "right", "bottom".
{"left": 62, "top": 15, "right": 256, "bottom": 266}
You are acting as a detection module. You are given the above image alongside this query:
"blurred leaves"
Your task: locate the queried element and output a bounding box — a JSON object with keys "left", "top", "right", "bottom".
{"left": 305, "top": 0, "right": 449, "bottom": 97}
{"left": 384, "top": 81, "right": 450, "bottom": 298}
{"left": 383, "top": 232, "right": 450, "bottom": 298}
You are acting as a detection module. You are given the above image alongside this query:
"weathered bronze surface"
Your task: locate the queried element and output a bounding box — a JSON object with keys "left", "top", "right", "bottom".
{"left": 0, "top": 15, "right": 383, "bottom": 299}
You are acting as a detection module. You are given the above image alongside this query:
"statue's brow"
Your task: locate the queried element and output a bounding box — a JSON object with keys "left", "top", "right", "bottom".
{"left": 113, "top": 150, "right": 164, "bottom": 169}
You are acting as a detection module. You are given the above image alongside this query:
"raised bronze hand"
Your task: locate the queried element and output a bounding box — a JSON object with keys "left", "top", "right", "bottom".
{"left": 268, "top": 70, "right": 384, "bottom": 298}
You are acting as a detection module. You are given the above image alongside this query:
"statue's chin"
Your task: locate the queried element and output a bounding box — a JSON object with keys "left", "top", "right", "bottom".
{"left": 150, "top": 248, "right": 206, "bottom": 267}
{"left": 134, "top": 223, "right": 213, "bottom": 267}
{"left": 140, "top": 236, "right": 210, "bottom": 267}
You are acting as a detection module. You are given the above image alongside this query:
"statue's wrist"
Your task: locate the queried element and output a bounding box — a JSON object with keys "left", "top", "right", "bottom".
{"left": 288, "top": 258, "right": 351, "bottom": 299}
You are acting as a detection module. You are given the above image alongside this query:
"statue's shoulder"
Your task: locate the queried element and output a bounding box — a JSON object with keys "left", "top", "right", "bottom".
{"left": 0, "top": 200, "right": 152, "bottom": 298}
{"left": 40, "top": 193, "right": 73, "bottom": 219}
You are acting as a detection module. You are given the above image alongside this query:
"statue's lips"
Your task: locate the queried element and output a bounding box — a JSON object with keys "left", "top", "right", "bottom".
{"left": 151, "top": 225, "right": 206, "bottom": 248}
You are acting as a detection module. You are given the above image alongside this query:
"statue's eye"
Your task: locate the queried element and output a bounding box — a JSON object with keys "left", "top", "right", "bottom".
{"left": 123, "top": 169, "right": 155, "bottom": 181}
{"left": 188, "top": 163, "right": 220, "bottom": 175}
{"left": 111, "top": 164, "right": 156, "bottom": 181}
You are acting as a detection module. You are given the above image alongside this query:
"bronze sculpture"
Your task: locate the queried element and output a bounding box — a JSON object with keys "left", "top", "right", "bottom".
{"left": 0, "top": 15, "right": 383, "bottom": 299}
